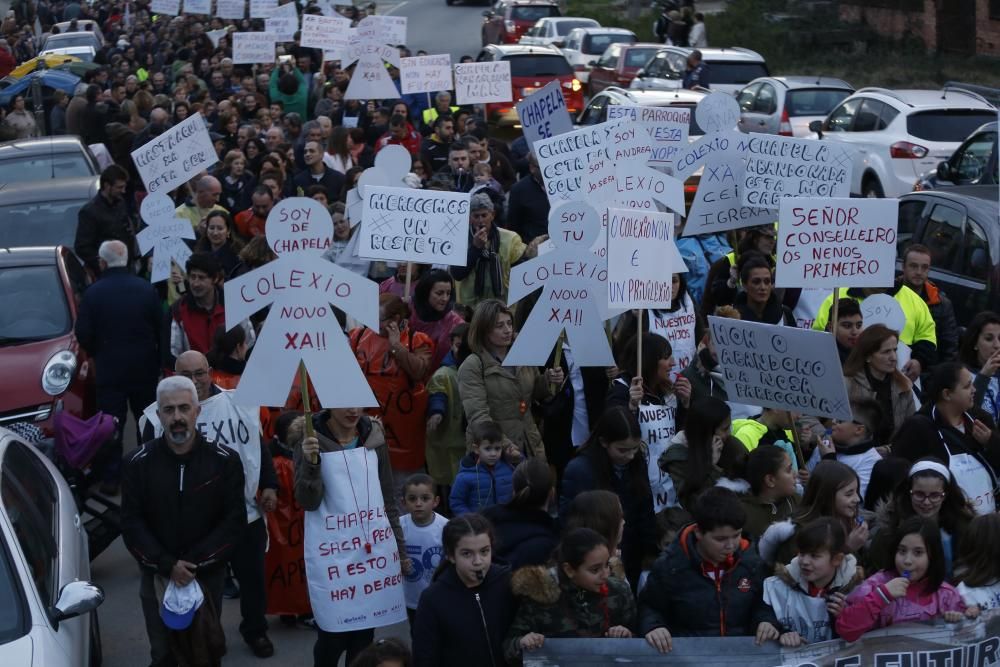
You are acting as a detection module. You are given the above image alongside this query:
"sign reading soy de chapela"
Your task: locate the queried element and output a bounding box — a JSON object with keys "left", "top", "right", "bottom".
{"left": 131, "top": 113, "right": 218, "bottom": 194}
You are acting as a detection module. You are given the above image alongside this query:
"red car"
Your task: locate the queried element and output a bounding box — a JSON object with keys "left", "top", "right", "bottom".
{"left": 0, "top": 246, "right": 95, "bottom": 441}
{"left": 475, "top": 44, "right": 583, "bottom": 127}
{"left": 587, "top": 42, "right": 663, "bottom": 96}
{"left": 481, "top": 0, "right": 561, "bottom": 46}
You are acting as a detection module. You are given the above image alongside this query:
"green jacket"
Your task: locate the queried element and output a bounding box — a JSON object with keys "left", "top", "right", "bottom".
{"left": 269, "top": 67, "right": 308, "bottom": 119}
{"left": 424, "top": 364, "right": 467, "bottom": 485}
{"left": 810, "top": 285, "right": 937, "bottom": 348}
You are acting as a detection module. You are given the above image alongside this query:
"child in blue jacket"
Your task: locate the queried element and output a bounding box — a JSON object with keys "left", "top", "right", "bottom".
{"left": 450, "top": 421, "right": 514, "bottom": 514}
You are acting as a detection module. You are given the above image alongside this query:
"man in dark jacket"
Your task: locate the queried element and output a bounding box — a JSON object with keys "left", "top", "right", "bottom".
{"left": 639, "top": 487, "right": 781, "bottom": 652}
{"left": 74, "top": 164, "right": 135, "bottom": 274}
{"left": 898, "top": 243, "right": 959, "bottom": 363}
{"left": 75, "top": 240, "right": 161, "bottom": 494}
{"left": 121, "top": 375, "right": 246, "bottom": 667}
{"left": 288, "top": 140, "right": 345, "bottom": 198}
{"left": 420, "top": 114, "right": 455, "bottom": 173}
{"left": 505, "top": 153, "right": 550, "bottom": 244}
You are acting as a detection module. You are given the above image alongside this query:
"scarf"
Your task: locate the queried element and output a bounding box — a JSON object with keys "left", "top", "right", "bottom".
{"left": 473, "top": 224, "right": 503, "bottom": 299}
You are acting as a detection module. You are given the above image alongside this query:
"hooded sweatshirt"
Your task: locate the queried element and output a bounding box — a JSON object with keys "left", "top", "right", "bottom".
{"left": 763, "top": 554, "right": 863, "bottom": 643}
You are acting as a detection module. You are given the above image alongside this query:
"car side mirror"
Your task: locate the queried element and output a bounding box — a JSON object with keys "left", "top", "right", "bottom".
{"left": 588, "top": 60, "right": 598, "bottom": 67}
{"left": 808, "top": 120, "right": 823, "bottom": 137}
{"left": 483, "top": 10, "right": 493, "bottom": 17}
{"left": 52, "top": 581, "right": 104, "bottom": 623}
{"left": 936, "top": 161, "right": 952, "bottom": 181}
{"left": 635, "top": 68, "right": 645, "bottom": 78}
{"left": 553, "top": 40, "right": 565, "bottom": 48}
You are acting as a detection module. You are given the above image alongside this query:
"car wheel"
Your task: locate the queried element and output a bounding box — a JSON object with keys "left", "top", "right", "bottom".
{"left": 89, "top": 610, "right": 103, "bottom": 667}
{"left": 862, "top": 176, "right": 885, "bottom": 198}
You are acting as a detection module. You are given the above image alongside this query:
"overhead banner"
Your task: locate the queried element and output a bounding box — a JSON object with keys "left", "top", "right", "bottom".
{"left": 232, "top": 31, "right": 278, "bottom": 64}
{"left": 739, "top": 134, "right": 853, "bottom": 208}
{"left": 304, "top": 448, "right": 406, "bottom": 632}
{"left": 606, "top": 209, "right": 686, "bottom": 309}
{"left": 454, "top": 61, "right": 512, "bottom": 105}
{"left": 708, "top": 316, "right": 852, "bottom": 420}
{"left": 359, "top": 186, "right": 471, "bottom": 266}
{"left": 130, "top": 113, "right": 218, "bottom": 194}
{"left": 400, "top": 54, "right": 453, "bottom": 95}
{"left": 516, "top": 80, "right": 574, "bottom": 150}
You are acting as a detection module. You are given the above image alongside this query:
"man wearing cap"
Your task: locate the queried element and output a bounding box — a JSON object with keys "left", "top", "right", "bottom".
{"left": 122, "top": 375, "right": 246, "bottom": 667}
{"left": 450, "top": 192, "right": 546, "bottom": 308}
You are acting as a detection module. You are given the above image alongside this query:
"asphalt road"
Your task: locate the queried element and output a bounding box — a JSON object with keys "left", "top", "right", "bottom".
{"left": 384, "top": 0, "right": 489, "bottom": 61}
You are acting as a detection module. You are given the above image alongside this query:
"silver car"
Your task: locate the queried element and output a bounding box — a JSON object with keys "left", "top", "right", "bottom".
{"left": 0, "top": 427, "right": 104, "bottom": 666}
{"left": 559, "top": 27, "right": 636, "bottom": 84}
{"left": 736, "top": 76, "right": 854, "bottom": 137}
{"left": 630, "top": 46, "right": 769, "bottom": 96}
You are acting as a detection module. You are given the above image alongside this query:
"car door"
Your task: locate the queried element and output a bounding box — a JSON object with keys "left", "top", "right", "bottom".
{"left": 943, "top": 129, "right": 998, "bottom": 186}
{"left": 588, "top": 43, "right": 620, "bottom": 94}
{"left": 577, "top": 93, "right": 610, "bottom": 125}
{"left": 752, "top": 83, "right": 780, "bottom": 134}
{"left": 737, "top": 82, "right": 762, "bottom": 132}
{"left": 819, "top": 97, "right": 874, "bottom": 193}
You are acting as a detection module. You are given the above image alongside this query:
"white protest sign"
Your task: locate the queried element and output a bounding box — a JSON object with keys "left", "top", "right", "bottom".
{"left": 454, "top": 61, "right": 512, "bottom": 105}
{"left": 346, "top": 145, "right": 412, "bottom": 225}
{"left": 639, "top": 399, "right": 679, "bottom": 512}
{"left": 300, "top": 13, "right": 351, "bottom": 53}
{"left": 366, "top": 14, "right": 407, "bottom": 45}
{"left": 150, "top": 0, "right": 180, "bottom": 15}
{"left": 740, "top": 134, "right": 853, "bottom": 208}
{"left": 607, "top": 209, "right": 686, "bottom": 309}
{"left": 359, "top": 186, "right": 471, "bottom": 266}
{"left": 232, "top": 31, "right": 278, "bottom": 65}
{"left": 649, "top": 293, "right": 698, "bottom": 374}
{"left": 342, "top": 16, "right": 406, "bottom": 100}
{"left": 182, "top": 0, "right": 210, "bottom": 15}
{"left": 224, "top": 197, "right": 379, "bottom": 408}
{"left": 304, "top": 448, "right": 406, "bottom": 632}
{"left": 861, "top": 293, "right": 906, "bottom": 333}
{"left": 535, "top": 123, "right": 609, "bottom": 204}
{"left": 696, "top": 91, "right": 742, "bottom": 134}
{"left": 516, "top": 80, "right": 573, "bottom": 150}
{"left": 708, "top": 316, "right": 852, "bottom": 420}
{"left": 683, "top": 158, "right": 775, "bottom": 236}
{"left": 250, "top": 0, "right": 278, "bottom": 18}
{"left": 400, "top": 54, "right": 452, "bottom": 95}
{"left": 506, "top": 201, "right": 618, "bottom": 367}
{"left": 131, "top": 114, "right": 218, "bottom": 195}
{"left": 615, "top": 161, "right": 686, "bottom": 214}
{"left": 206, "top": 28, "right": 231, "bottom": 49}
{"left": 266, "top": 1, "right": 299, "bottom": 41}
{"left": 217, "top": 0, "right": 245, "bottom": 19}
{"left": 606, "top": 104, "right": 690, "bottom": 168}
{"left": 136, "top": 193, "right": 196, "bottom": 283}
{"left": 776, "top": 197, "right": 899, "bottom": 289}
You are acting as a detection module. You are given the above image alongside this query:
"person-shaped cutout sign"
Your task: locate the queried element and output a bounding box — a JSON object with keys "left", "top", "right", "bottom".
{"left": 342, "top": 15, "right": 407, "bottom": 100}
{"left": 505, "top": 201, "right": 618, "bottom": 367}
{"left": 137, "top": 192, "right": 196, "bottom": 282}
{"left": 680, "top": 91, "right": 776, "bottom": 236}
{"left": 224, "top": 197, "right": 380, "bottom": 408}
{"left": 346, "top": 145, "right": 412, "bottom": 225}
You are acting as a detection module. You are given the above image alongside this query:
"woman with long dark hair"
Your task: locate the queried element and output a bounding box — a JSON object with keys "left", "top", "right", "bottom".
{"left": 843, "top": 324, "right": 915, "bottom": 444}
{"left": 482, "top": 459, "right": 558, "bottom": 571}
{"left": 661, "top": 397, "right": 737, "bottom": 510}
{"left": 613, "top": 273, "right": 701, "bottom": 376}
{"left": 409, "top": 269, "right": 466, "bottom": 373}
{"left": 960, "top": 311, "right": 1000, "bottom": 424}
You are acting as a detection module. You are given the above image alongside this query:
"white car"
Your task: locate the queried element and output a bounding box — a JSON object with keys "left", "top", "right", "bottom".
{"left": 518, "top": 16, "right": 599, "bottom": 47}
{"left": 630, "top": 46, "right": 770, "bottom": 96}
{"left": 0, "top": 427, "right": 104, "bottom": 666}
{"left": 39, "top": 45, "right": 97, "bottom": 63}
{"left": 810, "top": 87, "right": 997, "bottom": 198}
{"left": 559, "top": 27, "right": 636, "bottom": 84}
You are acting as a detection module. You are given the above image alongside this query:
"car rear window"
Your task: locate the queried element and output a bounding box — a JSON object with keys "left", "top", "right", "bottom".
{"left": 510, "top": 6, "right": 559, "bottom": 22}
{"left": 44, "top": 33, "right": 98, "bottom": 49}
{"left": 582, "top": 33, "right": 634, "bottom": 55}
{"left": 906, "top": 111, "right": 999, "bottom": 143}
{"left": 707, "top": 61, "right": 769, "bottom": 85}
{"left": 555, "top": 20, "right": 596, "bottom": 36}
{"left": 785, "top": 88, "right": 852, "bottom": 117}
{"left": 624, "top": 47, "right": 659, "bottom": 68}
{"left": 0, "top": 198, "right": 87, "bottom": 248}
{"left": 0, "top": 265, "right": 71, "bottom": 342}
{"left": 0, "top": 154, "right": 94, "bottom": 184}
{"left": 504, "top": 54, "right": 572, "bottom": 77}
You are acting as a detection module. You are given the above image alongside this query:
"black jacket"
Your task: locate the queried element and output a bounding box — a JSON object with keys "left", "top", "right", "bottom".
{"left": 639, "top": 524, "right": 778, "bottom": 636}
{"left": 413, "top": 563, "right": 516, "bottom": 667}
{"left": 74, "top": 267, "right": 162, "bottom": 389}
{"left": 74, "top": 192, "right": 136, "bottom": 273}
{"left": 506, "top": 173, "right": 550, "bottom": 244}
{"left": 288, "top": 165, "right": 345, "bottom": 201}
{"left": 482, "top": 504, "right": 558, "bottom": 571}
{"left": 121, "top": 433, "right": 246, "bottom": 576}
{"left": 420, "top": 135, "right": 450, "bottom": 173}
{"left": 734, "top": 290, "right": 795, "bottom": 327}
{"left": 893, "top": 405, "right": 1000, "bottom": 489}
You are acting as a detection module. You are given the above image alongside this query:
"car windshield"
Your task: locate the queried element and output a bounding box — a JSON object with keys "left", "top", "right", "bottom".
{"left": 624, "top": 47, "right": 659, "bottom": 68}
{"left": 785, "top": 88, "right": 852, "bottom": 117}
{"left": 504, "top": 54, "right": 572, "bottom": 77}
{"left": 510, "top": 6, "right": 559, "bottom": 21}
{"left": 0, "top": 198, "right": 87, "bottom": 248}
{"left": 0, "top": 265, "right": 71, "bottom": 343}
{"left": 0, "top": 154, "right": 94, "bottom": 183}
{"left": 906, "top": 110, "right": 999, "bottom": 143}
{"left": 582, "top": 33, "right": 634, "bottom": 55}
{"left": 45, "top": 33, "right": 97, "bottom": 49}
{"left": 707, "top": 61, "right": 769, "bottom": 85}
{"left": 0, "top": 534, "right": 28, "bottom": 647}
{"left": 555, "top": 20, "right": 596, "bottom": 36}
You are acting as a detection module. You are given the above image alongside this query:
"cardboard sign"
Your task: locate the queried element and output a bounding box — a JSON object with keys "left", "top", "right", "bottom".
{"left": 639, "top": 400, "right": 679, "bottom": 512}
{"left": 400, "top": 54, "right": 453, "bottom": 95}
{"left": 372, "top": 15, "right": 407, "bottom": 45}
{"left": 516, "top": 80, "right": 574, "bottom": 150}
{"left": 224, "top": 198, "right": 379, "bottom": 408}
{"left": 696, "top": 91, "right": 742, "bottom": 134}
{"left": 232, "top": 31, "right": 278, "bottom": 65}
{"left": 342, "top": 17, "right": 406, "bottom": 101}
{"left": 535, "top": 123, "right": 610, "bottom": 204}
{"left": 776, "top": 197, "right": 899, "bottom": 289}
{"left": 615, "top": 162, "right": 686, "bottom": 215}
{"left": 649, "top": 295, "right": 697, "bottom": 373}
{"left": 265, "top": 1, "right": 298, "bottom": 41}
{"left": 345, "top": 146, "right": 413, "bottom": 225}
{"left": 708, "top": 316, "right": 852, "bottom": 420}
{"left": 131, "top": 113, "right": 218, "bottom": 195}
{"left": 606, "top": 104, "right": 690, "bottom": 167}
{"left": 682, "top": 158, "right": 776, "bottom": 236}
{"left": 454, "top": 61, "right": 512, "bottom": 105}
{"left": 250, "top": 0, "right": 278, "bottom": 19}
{"left": 300, "top": 13, "right": 351, "bottom": 53}
{"left": 182, "top": 0, "right": 210, "bottom": 14}
{"left": 150, "top": 0, "right": 180, "bottom": 15}
{"left": 740, "top": 134, "right": 853, "bottom": 208}
{"left": 861, "top": 293, "right": 906, "bottom": 333}
{"left": 217, "top": 0, "right": 245, "bottom": 19}
{"left": 304, "top": 448, "right": 406, "bottom": 632}
{"left": 359, "top": 186, "right": 471, "bottom": 266}
{"left": 136, "top": 192, "right": 195, "bottom": 282}
{"left": 607, "top": 209, "right": 686, "bottom": 309}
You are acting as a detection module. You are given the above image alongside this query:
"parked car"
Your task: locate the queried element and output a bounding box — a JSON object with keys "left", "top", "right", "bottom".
{"left": 39, "top": 45, "right": 97, "bottom": 64}
{"left": 476, "top": 44, "right": 583, "bottom": 126}
{"left": 0, "top": 69, "right": 81, "bottom": 108}
{"left": 481, "top": 0, "right": 560, "bottom": 46}
{"left": 895, "top": 187, "right": 999, "bottom": 325}
{"left": 0, "top": 425, "right": 104, "bottom": 667}
{"left": 37, "top": 31, "right": 102, "bottom": 56}
{"left": 809, "top": 87, "right": 997, "bottom": 198}
{"left": 0, "top": 247, "right": 96, "bottom": 441}
{"left": 46, "top": 20, "right": 106, "bottom": 46}
{"left": 559, "top": 27, "right": 636, "bottom": 84}
{"left": 0, "top": 137, "right": 100, "bottom": 186}
{"left": 630, "top": 46, "right": 770, "bottom": 96}
{"left": 915, "top": 121, "right": 997, "bottom": 191}
{"left": 0, "top": 177, "right": 98, "bottom": 249}
{"left": 736, "top": 76, "right": 853, "bottom": 137}
{"left": 586, "top": 42, "right": 663, "bottom": 97}
{"left": 518, "top": 16, "right": 599, "bottom": 47}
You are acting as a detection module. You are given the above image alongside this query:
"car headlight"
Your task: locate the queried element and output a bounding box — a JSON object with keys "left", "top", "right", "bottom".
{"left": 42, "top": 350, "right": 77, "bottom": 396}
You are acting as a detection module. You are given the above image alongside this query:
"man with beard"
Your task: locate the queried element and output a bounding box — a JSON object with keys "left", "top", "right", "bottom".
{"left": 121, "top": 375, "right": 246, "bottom": 667}
{"left": 74, "top": 164, "right": 136, "bottom": 274}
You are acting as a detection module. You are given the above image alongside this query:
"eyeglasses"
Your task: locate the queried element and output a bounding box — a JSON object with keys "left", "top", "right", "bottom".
{"left": 910, "top": 490, "right": 946, "bottom": 503}
{"left": 178, "top": 369, "right": 210, "bottom": 379}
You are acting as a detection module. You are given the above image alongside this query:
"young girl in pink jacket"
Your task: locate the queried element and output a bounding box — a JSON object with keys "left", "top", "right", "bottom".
{"left": 836, "top": 516, "right": 965, "bottom": 642}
